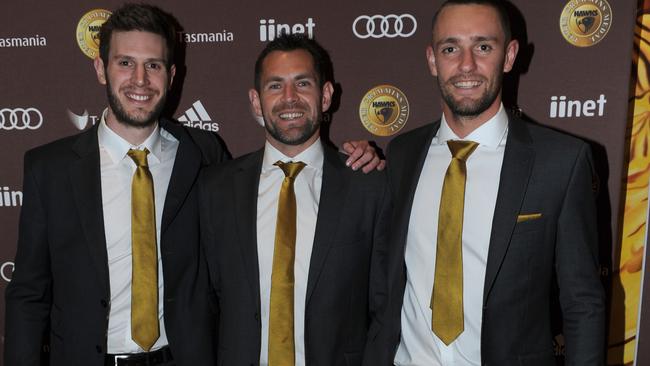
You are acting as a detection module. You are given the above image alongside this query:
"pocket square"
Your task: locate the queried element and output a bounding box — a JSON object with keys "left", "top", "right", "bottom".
{"left": 517, "top": 213, "right": 542, "bottom": 223}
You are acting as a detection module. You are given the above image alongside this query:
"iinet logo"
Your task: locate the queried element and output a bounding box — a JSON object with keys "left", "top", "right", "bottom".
{"left": 549, "top": 94, "right": 606, "bottom": 118}
{"left": 259, "top": 18, "right": 315, "bottom": 41}
{"left": 0, "top": 186, "right": 22, "bottom": 207}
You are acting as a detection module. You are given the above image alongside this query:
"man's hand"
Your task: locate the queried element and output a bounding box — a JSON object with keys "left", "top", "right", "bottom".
{"left": 341, "top": 140, "right": 386, "bottom": 173}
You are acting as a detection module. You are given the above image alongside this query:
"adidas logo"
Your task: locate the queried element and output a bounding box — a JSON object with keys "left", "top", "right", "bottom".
{"left": 177, "top": 100, "right": 219, "bottom": 132}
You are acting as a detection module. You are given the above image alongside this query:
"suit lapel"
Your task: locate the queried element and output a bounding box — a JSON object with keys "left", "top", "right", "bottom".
{"left": 69, "top": 125, "right": 110, "bottom": 294}
{"left": 234, "top": 150, "right": 264, "bottom": 308}
{"left": 393, "top": 123, "right": 439, "bottom": 245}
{"left": 483, "top": 117, "right": 535, "bottom": 303}
{"left": 305, "top": 146, "right": 349, "bottom": 305}
{"left": 389, "top": 123, "right": 439, "bottom": 289}
{"left": 159, "top": 120, "right": 202, "bottom": 234}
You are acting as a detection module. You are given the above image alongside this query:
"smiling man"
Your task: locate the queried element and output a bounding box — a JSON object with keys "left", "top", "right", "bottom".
{"left": 199, "top": 34, "right": 390, "bottom": 366}
{"left": 4, "top": 4, "right": 228, "bottom": 366}
{"left": 370, "top": 1, "right": 606, "bottom": 365}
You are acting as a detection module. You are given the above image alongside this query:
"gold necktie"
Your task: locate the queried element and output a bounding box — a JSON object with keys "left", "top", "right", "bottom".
{"left": 269, "top": 161, "right": 306, "bottom": 366}
{"left": 128, "top": 148, "right": 159, "bottom": 351}
{"left": 431, "top": 140, "right": 478, "bottom": 345}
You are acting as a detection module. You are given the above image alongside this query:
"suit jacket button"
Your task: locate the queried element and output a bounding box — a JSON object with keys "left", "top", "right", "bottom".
{"left": 100, "top": 299, "right": 108, "bottom": 307}
{"left": 254, "top": 313, "right": 260, "bottom": 321}
{"left": 96, "top": 345, "right": 102, "bottom": 353}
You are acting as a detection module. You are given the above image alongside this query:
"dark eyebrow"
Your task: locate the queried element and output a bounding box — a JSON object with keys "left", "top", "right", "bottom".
{"left": 263, "top": 76, "right": 284, "bottom": 86}
{"left": 435, "top": 37, "right": 460, "bottom": 48}
{"left": 112, "top": 54, "right": 132, "bottom": 61}
{"left": 435, "top": 35, "right": 499, "bottom": 48}
{"left": 293, "top": 73, "right": 316, "bottom": 81}
{"left": 471, "top": 35, "right": 499, "bottom": 43}
{"left": 111, "top": 54, "right": 166, "bottom": 64}
{"left": 263, "top": 73, "right": 317, "bottom": 85}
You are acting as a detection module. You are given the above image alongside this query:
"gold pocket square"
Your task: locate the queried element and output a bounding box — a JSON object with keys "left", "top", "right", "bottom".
{"left": 517, "top": 213, "right": 542, "bottom": 223}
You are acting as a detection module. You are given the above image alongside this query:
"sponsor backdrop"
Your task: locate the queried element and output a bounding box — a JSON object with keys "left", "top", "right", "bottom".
{"left": 0, "top": 0, "right": 642, "bottom": 364}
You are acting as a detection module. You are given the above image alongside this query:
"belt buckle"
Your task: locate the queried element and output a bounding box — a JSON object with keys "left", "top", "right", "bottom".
{"left": 107, "top": 346, "right": 170, "bottom": 366}
{"left": 112, "top": 354, "right": 131, "bottom": 366}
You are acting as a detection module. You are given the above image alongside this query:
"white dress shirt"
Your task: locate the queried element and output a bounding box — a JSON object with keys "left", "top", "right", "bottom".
{"left": 257, "top": 139, "right": 324, "bottom": 366}
{"left": 98, "top": 110, "right": 177, "bottom": 353}
{"left": 395, "top": 105, "right": 508, "bottom": 366}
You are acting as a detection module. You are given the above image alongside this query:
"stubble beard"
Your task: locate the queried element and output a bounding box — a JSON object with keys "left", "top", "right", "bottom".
{"left": 263, "top": 101, "right": 321, "bottom": 146}
{"left": 438, "top": 72, "right": 502, "bottom": 119}
{"left": 106, "top": 79, "right": 167, "bottom": 129}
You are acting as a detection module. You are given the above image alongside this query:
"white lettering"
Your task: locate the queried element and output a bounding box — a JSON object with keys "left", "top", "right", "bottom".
{"left": 259, "top": 18, "right": 315, "bottom": 41}
{"left": 549, "top": 94, "right": 607, "bottom": 118}
{"left": 0, "top": 187, "right": 22, "bottom": 207}
{"left": 0, "top": 35, "right": 47, "bottom": 48}
{"left": 181, "top": 121, "right": 220, "bottom": 132}
{"left": 179, "top": 31, "right": 234, "bottom": 43}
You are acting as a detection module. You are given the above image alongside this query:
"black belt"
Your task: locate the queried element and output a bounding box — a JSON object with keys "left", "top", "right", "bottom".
{"left": 105, "top": 346, "right": 173, "bottom": 366}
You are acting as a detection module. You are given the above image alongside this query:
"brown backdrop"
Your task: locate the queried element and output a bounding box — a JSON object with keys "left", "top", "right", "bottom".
{"left": 0, "top": 0, "right": 640, "bottom": 364}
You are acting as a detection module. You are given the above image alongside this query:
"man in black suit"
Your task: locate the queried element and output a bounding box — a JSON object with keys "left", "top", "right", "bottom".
{"left": 4, "top": 4, "right": 226, "bottom": 365}
{"left": 199, "top": 34, "right": 390, "bottom": 366}
{"left": 371, "top": 1, "right": 606, "bottom": 365}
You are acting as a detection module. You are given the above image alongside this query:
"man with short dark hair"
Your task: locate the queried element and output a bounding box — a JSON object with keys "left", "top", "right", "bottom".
{"left": 5, "top": 4, "right": 226, "bottom": 366}
{"left": 199, "top": 34, "right": 390, "bottom": 366}
{"left": 372, "top": 1, "right": 606, "bottom": 365}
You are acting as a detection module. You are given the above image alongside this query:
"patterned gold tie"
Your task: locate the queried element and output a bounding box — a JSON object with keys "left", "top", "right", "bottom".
{"left": 431, "top": 140, "right": 478, "bottom": 345}
{"left": 127, "top": 148, "right": 159, "bottom": 351}
{"left": 269, "top": 161, "right": 306, "bottom": 366}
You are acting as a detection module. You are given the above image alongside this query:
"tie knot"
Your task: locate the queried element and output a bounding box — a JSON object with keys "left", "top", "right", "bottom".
{"left": 447, "top": 140, "right": 478, "bottom": 162}
{"left": 128, "top": 148, "right": 150, "bottom": 167}
{"left": 275, "top": 161, "right": 306, "bottom": 179}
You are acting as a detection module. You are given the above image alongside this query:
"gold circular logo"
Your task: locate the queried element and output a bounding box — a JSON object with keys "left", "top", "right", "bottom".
{"left": 359, "top": 85, "right": 409, "bottom": 136}
{"left": 560, "top": 0, "right": 612, "bottom": 47}
{"left": 76, "top": 9, "right": 112, "bottom": 59}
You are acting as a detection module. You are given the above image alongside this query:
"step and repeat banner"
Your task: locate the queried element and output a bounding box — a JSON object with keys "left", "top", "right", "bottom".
{"left": 0, "top": 0, "right": 643, "bottom": 364}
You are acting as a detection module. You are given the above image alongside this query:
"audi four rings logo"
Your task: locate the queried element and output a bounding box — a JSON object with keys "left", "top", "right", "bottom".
{"left": 353, "top": 14, "right": 417, "bottom": 39}
{"left": 0, "top": 107, "right": 44, "bottom": 130}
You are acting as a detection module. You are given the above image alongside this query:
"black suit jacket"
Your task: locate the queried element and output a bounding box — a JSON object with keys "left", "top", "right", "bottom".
{"left": 199, "top": 144, "right": 390, "bottom": 366}
{"left": 369, "top": 117, "right": 605, "bottom": 366}
{"left": 5, "top": 119, "right": 228, "bottom": 366}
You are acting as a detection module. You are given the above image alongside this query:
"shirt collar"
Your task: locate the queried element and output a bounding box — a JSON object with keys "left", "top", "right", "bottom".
{"left": 262, "top": 138, "right": 324, "bottom": 174}
{"left": 97, "top": 108, "right": 163, "bottom": 164}
{"left": 437, "top": 103, "right": 508, "bottom": 148}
